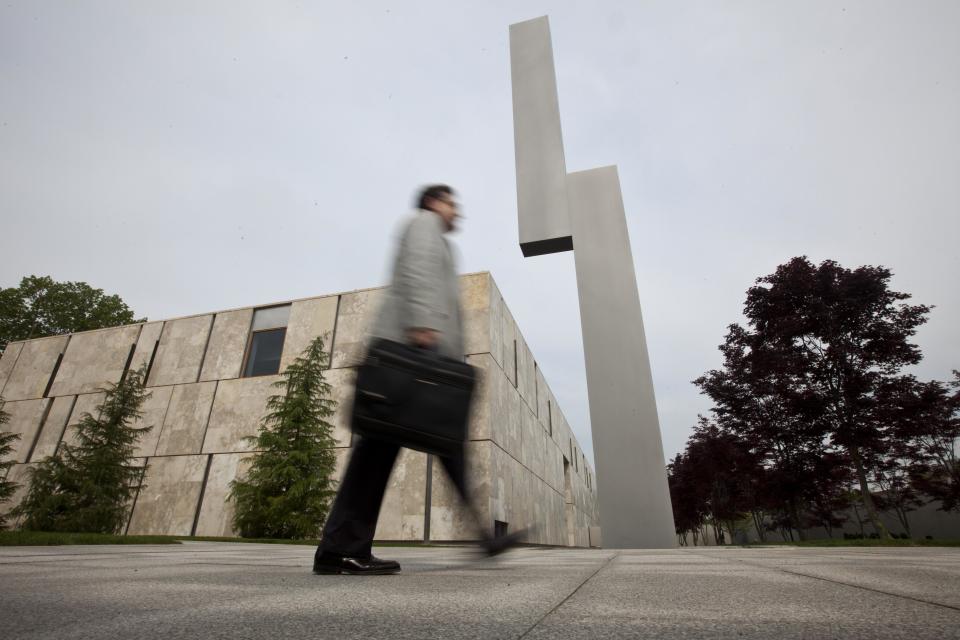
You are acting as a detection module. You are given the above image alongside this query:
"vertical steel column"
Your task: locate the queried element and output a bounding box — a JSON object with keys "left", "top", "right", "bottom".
{"left": 509, "top": 17, "right": 572, "bottom": 257}
{"left": 567, "top": 167, "right": 676, "bottom": 549}
{"left": 510, "top": 16, "right": 676, "bottom": 548}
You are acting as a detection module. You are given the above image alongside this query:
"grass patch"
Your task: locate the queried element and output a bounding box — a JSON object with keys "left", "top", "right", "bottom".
{"left": 0, "top": 531, "right": 182, "bottom": 546}
{"left": 739, "top": 538, "right": 960, "bottom": 548}
{"left": 180, "top": 535, "right": 320, "bottom": 546}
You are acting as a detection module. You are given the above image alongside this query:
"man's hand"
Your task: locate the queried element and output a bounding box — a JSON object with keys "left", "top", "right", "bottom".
{"left": 406, "top": 327, "right": 440, "bottom": 349}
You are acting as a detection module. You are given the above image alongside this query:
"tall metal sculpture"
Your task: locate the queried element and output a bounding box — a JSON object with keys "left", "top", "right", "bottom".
{"left": 510, "top": 16, "right": 676, "bottom": 548}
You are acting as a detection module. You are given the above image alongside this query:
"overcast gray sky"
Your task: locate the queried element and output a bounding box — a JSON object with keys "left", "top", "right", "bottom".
{"left": 2, "top": 1, "right": 958, "bottom": 468}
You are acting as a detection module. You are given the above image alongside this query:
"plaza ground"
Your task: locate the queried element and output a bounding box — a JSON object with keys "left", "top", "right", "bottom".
{"left": 2, "top": 543, "right": 958, "bottom": 639}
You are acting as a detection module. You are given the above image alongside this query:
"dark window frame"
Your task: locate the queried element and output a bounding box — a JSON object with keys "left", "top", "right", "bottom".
{"left": 241, "top": 326, "right": 287, "bottom": 378}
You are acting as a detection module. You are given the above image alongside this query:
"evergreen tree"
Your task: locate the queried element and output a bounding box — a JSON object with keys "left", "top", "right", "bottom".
{"left": 0, "top": 398, "right": 21, "bottom": 530}
{"left": 13, "top": 367, "right": 151, "bottom": 533}
{"left": 229, "top": 335, "right": 339, "bottom": 539}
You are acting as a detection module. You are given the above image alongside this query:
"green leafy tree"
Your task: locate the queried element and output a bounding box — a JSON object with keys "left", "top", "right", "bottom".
{"left": 229, "top": 335, "right": 339, "bottom": 539}
{"left": 0, "top": 398, "right": 21, "bottom": 530}
{"left": 0, "top": 275, "right": 145, "bottom": 353}
{"left": 13, "top": 367, "right": 151, "bottom": 533}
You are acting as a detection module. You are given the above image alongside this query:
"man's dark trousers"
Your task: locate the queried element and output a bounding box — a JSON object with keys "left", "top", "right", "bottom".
{"left": 318, "top": 436, "right": 471, "bottom": 558}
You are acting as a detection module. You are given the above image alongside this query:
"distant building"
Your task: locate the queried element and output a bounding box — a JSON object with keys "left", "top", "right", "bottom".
{"left": 0, "top": 272, "right": 600, "bottom": 546}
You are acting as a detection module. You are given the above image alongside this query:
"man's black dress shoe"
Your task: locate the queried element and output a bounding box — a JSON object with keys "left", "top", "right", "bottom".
{"left": 481, "top": 530, "right": 526, "bottom": 557}
{"left": 313, "top": 553, "right": 401, "bottom": 575}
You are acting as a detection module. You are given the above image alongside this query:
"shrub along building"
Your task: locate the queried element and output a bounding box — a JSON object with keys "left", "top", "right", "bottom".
{"left": 0, "top": 272, "right": 600, "bottom": 546}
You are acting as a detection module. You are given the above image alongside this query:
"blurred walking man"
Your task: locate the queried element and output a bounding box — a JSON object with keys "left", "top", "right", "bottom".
{"left": 313, "top": 185, "right": 519, "bottom": 576}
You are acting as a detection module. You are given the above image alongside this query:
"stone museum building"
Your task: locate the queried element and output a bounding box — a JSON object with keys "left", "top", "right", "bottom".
{"left": 0, "top": 272, "right": 600, "bottom": 546}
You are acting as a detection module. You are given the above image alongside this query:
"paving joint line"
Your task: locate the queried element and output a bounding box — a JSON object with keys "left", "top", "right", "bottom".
{"left": 515, "top": 552, "right": 619, "bottom": 639}
{"left": 690, "top": 550, "right": 960, "bottom": 613}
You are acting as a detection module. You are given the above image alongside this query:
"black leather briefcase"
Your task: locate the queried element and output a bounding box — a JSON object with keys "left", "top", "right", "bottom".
{"left": 351, "top": 338, "right": 477, "bottom": 457}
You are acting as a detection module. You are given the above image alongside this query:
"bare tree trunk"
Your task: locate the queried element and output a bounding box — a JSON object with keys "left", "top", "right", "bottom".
{"left": 849, "top": 447, "right": 891, "bottom": 539}
{"left": 851, "top": 501, "right": 865, "bottom": 538}
{"left": 751, "top": 510, "right": 766, "bottom": 542}
{"left": 895, "top": 506, "right": 912, "bottom": 539}
{"left": 711, "top": 521, "right": 722, "bottom": 545}
{"left": 789, "top": 500, "right": 808, "bottom": 541}
{"left": 727, "top": 520, "right": 736, "bottom": 545}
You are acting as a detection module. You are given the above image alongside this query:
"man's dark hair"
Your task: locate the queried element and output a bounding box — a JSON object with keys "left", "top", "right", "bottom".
{"left": 416, "top": 184, "right": 455, "bottom": 211}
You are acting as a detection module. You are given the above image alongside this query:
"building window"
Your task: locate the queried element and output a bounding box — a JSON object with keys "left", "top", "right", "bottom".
{"left": 494, "top": 520, "right": 509, "bottom": 537}
{"left": 243, "top": 305, "right": 291, "bottom": 377}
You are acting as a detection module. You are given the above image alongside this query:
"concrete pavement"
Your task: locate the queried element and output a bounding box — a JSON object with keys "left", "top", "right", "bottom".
{"left": 2, "top": 543, "right": 959, "bottom": 639}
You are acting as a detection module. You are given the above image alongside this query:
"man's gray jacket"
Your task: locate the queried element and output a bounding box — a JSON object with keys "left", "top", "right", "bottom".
{"left": 369, "top": 209, "right": 464, "bottom": 360}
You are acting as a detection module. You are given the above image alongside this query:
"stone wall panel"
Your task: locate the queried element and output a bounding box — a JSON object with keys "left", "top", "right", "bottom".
{"left": 130, "top": 322, "right": 163, "bottom": 374}
{"left": 2, "top": 398, "right": 50, "bottom": 462}
{"left": 515, "top": 333, "right": 536, "bottom": 412}
{"left": 487, "top": 279, "right": 505, "bottom": 369}
{"left": 154, "top": 382, "right": 216, "bottom": 456}
{"left": 464, "top": 354, "right": 493, "bottom": 441}
{"left": 461, "top": 273, "right": 491, "bottom": 356}
{"left": 199, "top": 309, "right": 252, "bottom": 381}
{"left": 194, "top": 447, "right": 349, "bottom": 538}
{"left": 331, "top": 289, "right": 383, "bottom": 369}
{"left": 544, "top": 486, "right": 565, "bottom": 546}
{"left": 1, "top": 335, "right": 68, "bottom": 401}
{"left": 202, "top": 376, "right": 279, "bottom": 454}
{"left": 545, "top": 438, "right": 565, "bottom": 495}
{"left": 487, "top": 441, "right": 514, "bottom": 534}
{"left": 60, "top": 392, "right": 106, "bottom": 450}
{"left": 521, "top": 406, "right": 547, "bottom": 483}
{"left": 147, "top": 315, "right": 213, "bottom": 387}
{"left": 131, "top": 385, "right": 174, "bottom": 458}
{"left": 373, "top": 448, "right": 427, "bottom": 541}
{"left": 193, "top": 452, "right": 254, "bottom": 537}
{"left": 127, "top": 454, "right": 208, "bottom": 536}
{"left": 507, "top": 451, "right": 531, "bottom": 540}
{"left": 322, "top": 368, "right": 354, "bottom": 448}
{"left": 499, "top": 304, "right": 518, "bottom": 387}
{"left": 0, "top": 342, "right": 25, "bottom": 395}
{"left": 428, "top": 447, "right": 491, "bottom": 542}
{"left": 551, "top": 401, "right": 572, "bottom": 451}
{"left": 492, "top": 370, "right": 523, "bottom": 460}
{"left": 48, "top": 325, "right": 140, "bottom": 397}
{"left": 534, "top": 365, "right": 549, "bottom": 427}
{"left": 464, "top": 440, "right": 493, "bottom": 537}
{"left": 29, "top": 395, "right": 75, "bottom": 461}
{"left": 280, "top": 296, "right": 338, "bottom": 370}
